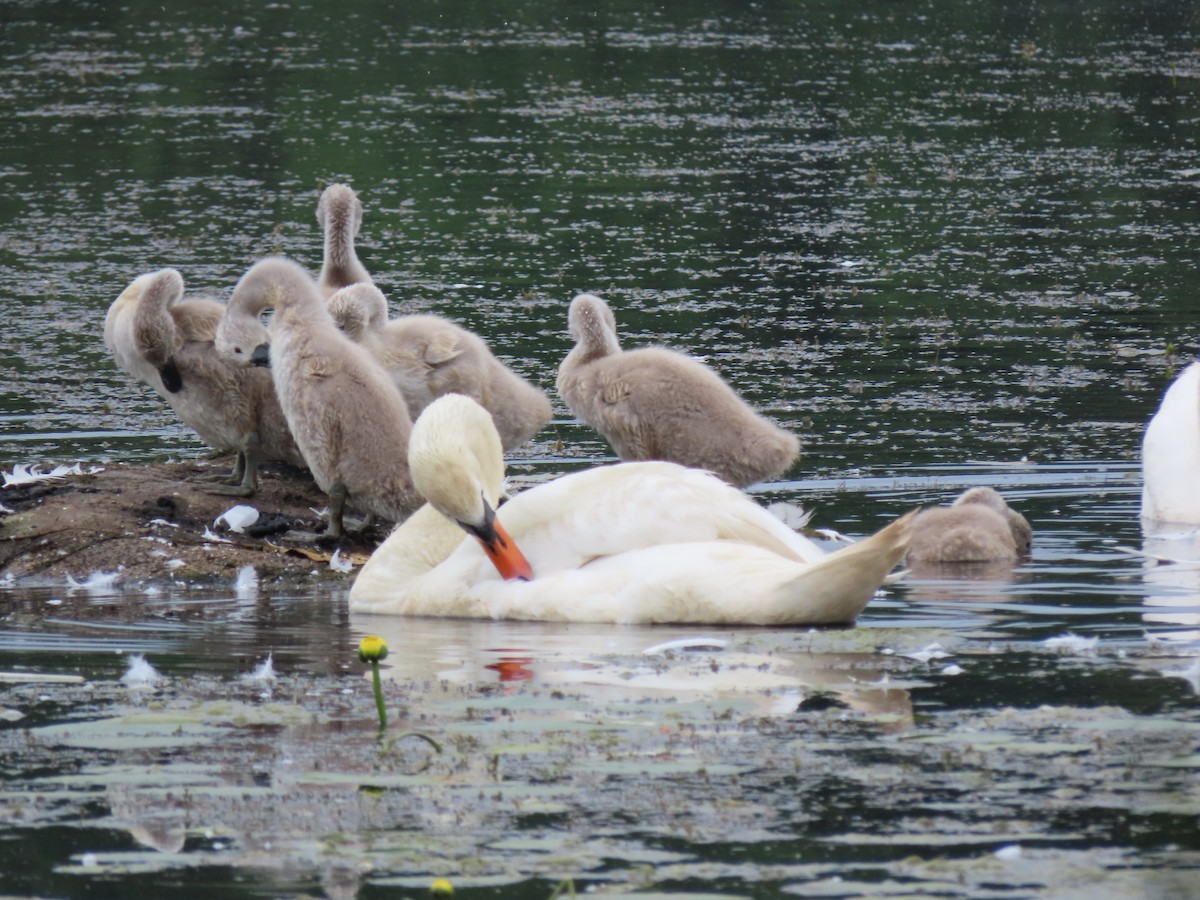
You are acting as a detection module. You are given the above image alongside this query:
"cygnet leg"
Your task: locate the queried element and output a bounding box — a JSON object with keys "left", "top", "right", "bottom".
{"left": 324, "top": 480, "right": 348, "bottom": 541}
{"left": 202, "top": 438, "right": 260, "bottom": 498}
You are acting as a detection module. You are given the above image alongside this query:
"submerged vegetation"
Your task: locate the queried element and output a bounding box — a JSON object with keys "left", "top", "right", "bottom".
{"left": 0, "top": 624, "right": 1197, "bottom": 894}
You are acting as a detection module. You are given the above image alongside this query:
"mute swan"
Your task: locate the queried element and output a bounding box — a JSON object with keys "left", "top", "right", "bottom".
{"left": 906, "top": 487, "right": 1031, "bottom": 564}
{"left": 316, "top": 183, "right": 371, "bottom": 297}
{"left": 556, "top": 293, "right": 801, "bottom": 487}
{"left": 1142, "top": 361, "right": 1200, "bottom": 524}
{"left": 349, "top": 394, "right": 912, "bottom": 625}
{"left": 216, "top": 257, "right": 421, "bottom": 537}
{"left": 328, "top": 283, "right": 552, "bottom": 449}
{"left": 104, "top": 268, "right": 305, "bottom": 495}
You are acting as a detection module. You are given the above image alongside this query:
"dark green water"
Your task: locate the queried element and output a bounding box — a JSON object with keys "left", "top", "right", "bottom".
{"left": 2, "top": 0, "right": 1197, "bottom": 469}
{"left": 1, "top": 1, "right": 1199, "bottom": 896}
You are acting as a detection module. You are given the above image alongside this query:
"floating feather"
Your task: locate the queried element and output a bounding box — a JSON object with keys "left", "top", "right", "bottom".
{"left": 120, "top": 654, "right": 163, "bottom": 688}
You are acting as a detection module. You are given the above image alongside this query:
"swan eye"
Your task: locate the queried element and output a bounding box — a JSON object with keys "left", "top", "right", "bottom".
{"left": 234, "top": 347, "right": 243, "bottom": 355}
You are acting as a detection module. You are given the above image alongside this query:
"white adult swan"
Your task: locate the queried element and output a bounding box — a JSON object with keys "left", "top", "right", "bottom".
{"left": 104, "top": 268, "right": 305, "bottom": 495}
{"left": 556, "top": 293, "right": 801, "bottom": 487}
{"left": 328, "top": 282, "right": 551, "bottom": 450}
{"left": 216, "top": 257, "right": 421, "bottom": 537}
{"left": 1142, "top": 361, "right": 1200, "bottom": 524}
{"left": 349, "top": 394, "right": 913, "bottom": 625}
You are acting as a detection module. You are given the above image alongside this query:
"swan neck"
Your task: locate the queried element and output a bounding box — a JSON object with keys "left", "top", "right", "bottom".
{"left": 323, "top": 207, "right": 360, "bottom": 270}
{"left": 575, "top": 319, "right": 620, "bottom": 361}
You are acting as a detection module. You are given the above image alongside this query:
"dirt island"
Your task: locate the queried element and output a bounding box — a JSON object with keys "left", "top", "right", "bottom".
{"left": 0, "top": 456, "right": 384, "bottom": 586}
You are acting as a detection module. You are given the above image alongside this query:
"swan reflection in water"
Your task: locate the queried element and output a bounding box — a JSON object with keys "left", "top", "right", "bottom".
{"left": 99, "top": 616, "right": 917, "bottom": 892}
{"left": 349, "top": 614, "right": 916, "bottom": 726}
{"left": 1139, "top": 523, "right": 1200, "bottom": 644}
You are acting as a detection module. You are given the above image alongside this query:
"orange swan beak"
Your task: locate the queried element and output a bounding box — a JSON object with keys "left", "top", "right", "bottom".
{"left": 475, "top": 516, "right": 534, "bottom": 582}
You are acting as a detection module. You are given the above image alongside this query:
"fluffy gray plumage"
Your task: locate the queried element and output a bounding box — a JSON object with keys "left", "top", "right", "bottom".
{"left": 556, "top": 293, "right": 800, "bottom": 487}
{"left": 328, "top": 283, "right": 551, "bottom": 450}
{"left": 105, "top": 268, "right": 305, "bottom": 496}
{"left": 906, "top": 486, "right": 1032, "bottom": 564}
{"left": 218, "top": 257, "right": 420, "bottom": 536}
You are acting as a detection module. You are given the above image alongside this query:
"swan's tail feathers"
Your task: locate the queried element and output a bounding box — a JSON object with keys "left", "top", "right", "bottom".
{"left": 776, "top": 509, "right": 916, "bottom": 625}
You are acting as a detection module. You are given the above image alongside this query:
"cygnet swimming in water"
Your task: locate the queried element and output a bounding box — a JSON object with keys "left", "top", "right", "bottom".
{"left": 104, "top": 268, "right": 305, "bottom": 496}
{"left": 1141, "top": 361, "right": 1200, "bottom": 524}
{"left": 315, "top": 183, "right": 372, "bottom": 298}
{"left": 328, "top": 283, "right": 551, "bottom": 450}
{"left": 906, "top": 486, "right": 1032, "bottom": 564}
{"left": 556, "top": 293, "right": 800, "bottom": 487}
{"left": 216, "top": 257, "right": 422, "bottom": 538}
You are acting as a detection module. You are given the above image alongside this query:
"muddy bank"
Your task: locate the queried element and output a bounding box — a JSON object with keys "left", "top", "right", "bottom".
{"left": 0, "top": 457, "right": 382, "bottom": 585}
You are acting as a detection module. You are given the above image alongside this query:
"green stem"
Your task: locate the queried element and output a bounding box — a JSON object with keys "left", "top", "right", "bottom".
{"left": 370, "top": 660, "right": 387, "bottom": 731}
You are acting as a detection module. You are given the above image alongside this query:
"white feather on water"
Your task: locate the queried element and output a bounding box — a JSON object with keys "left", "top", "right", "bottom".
{"left": 1165, "top": 657, "right": 1200, "bottom": 694}
{"left": 235, "top": 565, "right": 259, "bottom": 599}
{"left": 643, "top": 637, "right": 728, "bottom": 656}
{"left": 66, "top": 570, "right": 122, "bottom": 594}
{"left": 901, "top": 642, "right": 952, "bottom": 663}
{"left": 241, "top": 654, "right": 276, "bottom": 684}
{"left": 120, "top": 655, "right": 162, "bottom": 688}
{"left": 1042, "top": 633, "right": 1099, "bottom": 655}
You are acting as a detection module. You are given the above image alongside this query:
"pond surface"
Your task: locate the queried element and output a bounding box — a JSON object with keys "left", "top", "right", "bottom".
{"left": 1, "top": 0, "right": 1199, "bottom": 896}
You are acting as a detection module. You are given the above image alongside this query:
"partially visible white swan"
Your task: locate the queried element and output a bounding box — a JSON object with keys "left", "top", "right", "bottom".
{"left": 216, "top": 257, "right": 421, "bottom": 537}
{"left": 315, "top": 183, "right": 371, "bottom": 298}
{"left": 1142, "top": 361, "right": 1200, "bottom": 524}
{"left": 556, "top": 293, "right": 800, "bottom": 487}
{"left": 104, "top": 268, "right": 305, "bottom": 495}
{"left": 906, "top": 487, "right": 1032, "bottom": 565}
{"left": 328, "top": 283, "right": 551, "bottom": 449}
{"left": 349, "top": 394, "right": 912, "bottom": 625}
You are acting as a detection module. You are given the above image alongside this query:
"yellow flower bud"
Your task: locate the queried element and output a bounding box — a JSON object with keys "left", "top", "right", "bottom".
{"left": 358, "top": 635, "right": 389, "bottom": 663}
{"left": 430, "top": 877, "right": 454, "bottom": 897}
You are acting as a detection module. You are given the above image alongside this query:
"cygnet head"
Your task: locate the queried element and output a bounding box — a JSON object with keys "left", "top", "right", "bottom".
{"left": 135, "top": 268, "right": 186, "bottom": 369}
{"left": 952, "top": 486, "right": 1007, "bottom": 513}
{"left": 954, "top": 486, "right": 1032, "bottom": 555}
{"left": 409, "top": 393, "right": 532, "bottom": 581}
{"left": 328, "top": 283, "right": 389, "bottom": 340}
{"left": 567, "top": 293, "right": 621, "bottom": 355}
{"left": 139, "top": 267, "right": 185, "bottom": 306}
{"left": 216, "top": 257, "right": 314, "bottom": 369}
{"left": 215, "top": 296, "right": 270, "bottom": 370}
{"left": 112, "top": 270, "right": 152, "bottom": 310}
